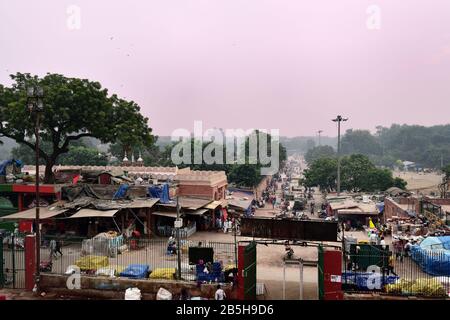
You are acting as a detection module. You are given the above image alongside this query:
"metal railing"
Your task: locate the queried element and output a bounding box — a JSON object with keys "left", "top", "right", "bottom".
{"left": 342, "top": 247, "right": 450, "bottom": 298}
{"left": 40, "top": 237, "right": 236, "bottom": 282}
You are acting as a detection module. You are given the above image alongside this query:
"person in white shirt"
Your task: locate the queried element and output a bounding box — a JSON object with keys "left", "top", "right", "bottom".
{"left": 369, "top": 231, "right": 378, "bottom": 245}
{"left": 380, "top": 236, "right": 386, "bottom": 249}
{"left": 215, "top": 285, "right": 226, "bottom": 300}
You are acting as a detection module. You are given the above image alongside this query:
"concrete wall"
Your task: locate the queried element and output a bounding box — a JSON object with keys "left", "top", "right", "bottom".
{"left": 40, "top": 274, "right": 234, "bottom": 300}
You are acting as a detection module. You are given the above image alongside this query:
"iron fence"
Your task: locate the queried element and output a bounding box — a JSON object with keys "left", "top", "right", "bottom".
{"left": 1, "top": 234, "right": 26, "bottom": 289}
{"left": 342, "top": 245, "right": 450, "bottom": 298}
{"left": 40, "top": 237, "right": 236, "bottom": 282}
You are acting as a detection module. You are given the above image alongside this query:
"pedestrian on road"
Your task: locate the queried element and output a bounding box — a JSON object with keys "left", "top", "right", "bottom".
{"left": 49, "top": 239, "right": 57, "bottom": 259}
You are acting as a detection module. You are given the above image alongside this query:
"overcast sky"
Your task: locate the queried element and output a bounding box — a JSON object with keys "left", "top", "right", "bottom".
{"left": 1, "top": 0, "right": 450, "bottom": 137}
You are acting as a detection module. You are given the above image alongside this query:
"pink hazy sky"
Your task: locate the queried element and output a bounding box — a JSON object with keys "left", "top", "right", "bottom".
{"left": 1, "top": 0, "right": 450, "bottom": 137}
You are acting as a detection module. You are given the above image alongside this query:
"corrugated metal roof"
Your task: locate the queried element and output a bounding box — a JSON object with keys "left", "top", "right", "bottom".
{"left": 151, "top": 211, "right": 177, "bottom": 218}
{"left": 1, "top": 206, "right": 68, "bottom": 220}
{"left": 158, "top": 197, "right": 212, "bottom": 210}
{"left": 205, "top": 200, "right": 227, "bottom": 210}
{"left": 68, "top": 209, "right": 119, "bottom": 218}
{"left": 184, "top": 209, "right": 208, "bottom": 216}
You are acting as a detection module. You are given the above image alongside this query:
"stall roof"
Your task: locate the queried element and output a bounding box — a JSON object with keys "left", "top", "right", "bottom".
{"left": 158, "top": 197, "right": 212, "bottom": 210}
{"left": 151, "top": 211, "right": 178, "bottom": 219}
{"left": 1, "top": 206, "right": 68, "bottom": 220}
{"left": 184, "top": 209, "right": 208, "bottom": 216}
{"left": 68, "top": 209, "right": 119, "bottom": 218}
{"left": 227, "top": 198, "right": 252, "bottom": 211}
{"left": 205, "top": 200, "right": 227, "bottom": 210}
{"left": 121, "top": 199, "right": 159, "bottom": 209}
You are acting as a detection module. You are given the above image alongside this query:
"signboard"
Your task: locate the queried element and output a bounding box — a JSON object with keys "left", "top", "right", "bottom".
{"left": 240, "top": 217, "right": 338, "bottom": 241}
{"left": 174, "top": 218, "right": 183, "bottom": 229}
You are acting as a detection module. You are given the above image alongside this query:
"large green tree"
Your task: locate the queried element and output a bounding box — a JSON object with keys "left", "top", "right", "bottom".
{"left": 0, "top": 73, "right": 154, "bottom": 182}
{"left": 303, "top": 157, "right": 338, "bottom": 191}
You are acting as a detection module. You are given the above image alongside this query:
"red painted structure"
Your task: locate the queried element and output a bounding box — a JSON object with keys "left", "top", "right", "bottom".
{"left": 25, "top": 235, "right": 36, "bottom": 291}
{"left": 237, "top": 245, "right": 245, "bottom": 300}
{"left": 322, "top": 248, "right": 343, "bottom": 300}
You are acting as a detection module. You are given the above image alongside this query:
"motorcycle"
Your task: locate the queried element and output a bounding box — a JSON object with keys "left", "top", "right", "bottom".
{"left": 40, "top": 261, "right": 53, "bottom": 272}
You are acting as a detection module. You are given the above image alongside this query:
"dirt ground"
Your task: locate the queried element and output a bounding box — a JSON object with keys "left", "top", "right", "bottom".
{"left": 392, "top": 170, "right": 444, "bottom": 194}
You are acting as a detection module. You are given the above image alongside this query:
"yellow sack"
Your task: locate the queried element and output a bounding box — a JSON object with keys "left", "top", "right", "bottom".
{"left": 149, "top": 268, "right": 176, "bottom": 280}
{"left": 75, "top": 255, "right": 109, "bottom": 271}
{"left": 224, "top": 264, "right": 236, "bottom": 272}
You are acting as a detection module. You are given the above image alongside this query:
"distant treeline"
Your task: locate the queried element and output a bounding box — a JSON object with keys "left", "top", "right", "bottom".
{"left": 304, "top": 124, "right": 450, "bottom": 169}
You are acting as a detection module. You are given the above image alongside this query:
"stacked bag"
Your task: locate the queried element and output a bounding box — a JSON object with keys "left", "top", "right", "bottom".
{"left": 196, "top": 262, "right": 225, "bottom": 282}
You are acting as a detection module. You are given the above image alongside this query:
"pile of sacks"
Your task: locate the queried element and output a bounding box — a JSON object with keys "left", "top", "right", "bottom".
{"left": 385, "top": 278, "right": 447, "bottom": 297}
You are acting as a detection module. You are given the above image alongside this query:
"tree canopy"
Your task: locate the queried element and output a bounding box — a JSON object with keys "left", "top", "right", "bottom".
{"left": 303, "top": 154, "right": 407, "bottom": 192}
{"left": 336, "top": 124, "right": 450, "bottom": 169}
{"left": 0, "top": 73, "right": 154, "bottom": 182}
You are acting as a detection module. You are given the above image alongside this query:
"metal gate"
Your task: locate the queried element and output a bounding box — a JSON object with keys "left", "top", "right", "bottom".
{"left": 0, "top": 234, "right": 26, "bottom": 289}
{"left": 243, "top": 241, "right": 257, "bottom": 299}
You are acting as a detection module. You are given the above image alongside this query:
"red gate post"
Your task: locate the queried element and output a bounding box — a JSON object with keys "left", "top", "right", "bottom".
{"left": 25, "top": 234, "right": 36, "bottom": 291}
{"left": 237, "top": 244, "right": 245, "bottom": 300}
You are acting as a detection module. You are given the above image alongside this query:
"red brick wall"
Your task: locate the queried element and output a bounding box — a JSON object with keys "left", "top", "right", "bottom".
{"left": 178, "top": 185, "right": 214, "bottom": 199}
{"left": 384, "top": 198, "right": 410, "bottom": 221}
{"left": 424, "top": 198, "right": 450, "bottom": 206}
{"left": 396, "top": 197, "right": 420, "bottom": 213}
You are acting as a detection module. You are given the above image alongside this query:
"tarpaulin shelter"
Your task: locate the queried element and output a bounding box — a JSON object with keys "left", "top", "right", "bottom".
{"left": 148, "top": 184, "right": 170, "bottom": 204}
{"left": 0, "top": 159, "right": 23, "bottom": 176}
{"left": 411, "top": 236, "right": 450, "bottom": 276}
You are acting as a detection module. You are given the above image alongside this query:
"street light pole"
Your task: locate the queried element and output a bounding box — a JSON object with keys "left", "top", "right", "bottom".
{"left": 176, "top": 195, "right": 182, "bottom": 280}
{"left": 332, "top": 115, "right": 348, "bottom": 196}
{"left": 27, "top": 86, "right": 44, "bottom": 292}
{"left": 317, "top": 130, "right": 323, "bottom": 146}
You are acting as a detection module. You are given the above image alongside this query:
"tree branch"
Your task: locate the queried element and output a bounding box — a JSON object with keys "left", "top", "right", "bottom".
{"left": 0, "top": 130, "right": 49, "bottom": 162}
{"left": 60, "top": 132, "right": 95, "bottom": 151}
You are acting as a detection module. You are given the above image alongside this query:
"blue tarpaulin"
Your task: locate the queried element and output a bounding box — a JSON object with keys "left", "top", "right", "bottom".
{"left": 376, "top": 202, "right": 384, "bottom": 214}
{"left": 148, "top": 184, "right": 170, "bottom": 204}
{"left": 411, "top": 236, "right": 450, "bottom": 276}
{"left": 0, "top": 159, "right": 23, "bottom": 176}
{"left": 113, "top": 184, "right": 129, "bottom": 200}
{"left": 119, "top": 264, "right": 151, "bottom": 279}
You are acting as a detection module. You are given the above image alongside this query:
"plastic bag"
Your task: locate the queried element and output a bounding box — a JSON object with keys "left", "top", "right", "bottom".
{"left": 125, "top": 287, "right": 141, "bottom": 300}
{"left": 156, "top": 287, "right": 172, "bottom": 300}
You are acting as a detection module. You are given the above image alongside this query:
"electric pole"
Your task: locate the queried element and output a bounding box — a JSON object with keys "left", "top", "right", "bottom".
{"left": 176, "top": 195, "right": 182, "bottom": 280}
{"left": 332, "top": 115, "right": 348, "bottom": 196}
{"left": 317, "top": 130, "right": 323, "bottom": 146}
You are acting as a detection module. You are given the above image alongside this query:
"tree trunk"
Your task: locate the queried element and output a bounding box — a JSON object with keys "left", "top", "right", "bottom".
{"left": 44, "top": 159, "right": 56, "bottom": 184}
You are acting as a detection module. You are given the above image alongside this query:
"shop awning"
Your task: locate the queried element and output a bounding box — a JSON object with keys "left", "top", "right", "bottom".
{"left": 1, "top": 206, "right": 68, "bottom": 220}
{"left": 151, "top": 211, "right": 178, "bottom": 219}
{"left": 68, "top": 209, "right": 119, "bottom": 218}
{"left": 184, "top": 209, "right": 208, "bottom": 216}
{"left": 204, "top": 200, "right": 227, "bottom": 210}
{"left": 121, "top": 199, "right": 159, "bottom": 209}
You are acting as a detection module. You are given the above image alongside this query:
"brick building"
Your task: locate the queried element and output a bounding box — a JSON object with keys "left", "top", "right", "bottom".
{"left": 175, "top": 170, "right": 227, "bottom": 201}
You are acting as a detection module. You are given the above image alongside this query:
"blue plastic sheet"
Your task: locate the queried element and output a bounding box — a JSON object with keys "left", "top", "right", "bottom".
{"left": 0, "top": 159, "right": 23, "bottom": 176}
{"left": 113, "top": 184, "right": 129, "bottom": 200}
{"left": 411, "top": 244, "right": 450, "bottom": 276}
{"left": 148, "top": 184, "right": 170, "bottom": 204}
{"left": 342, "top": 271, "right": 399, "bottom": 290}
{"left": 119, "top": 264, "right": 150, "bottom": 279}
